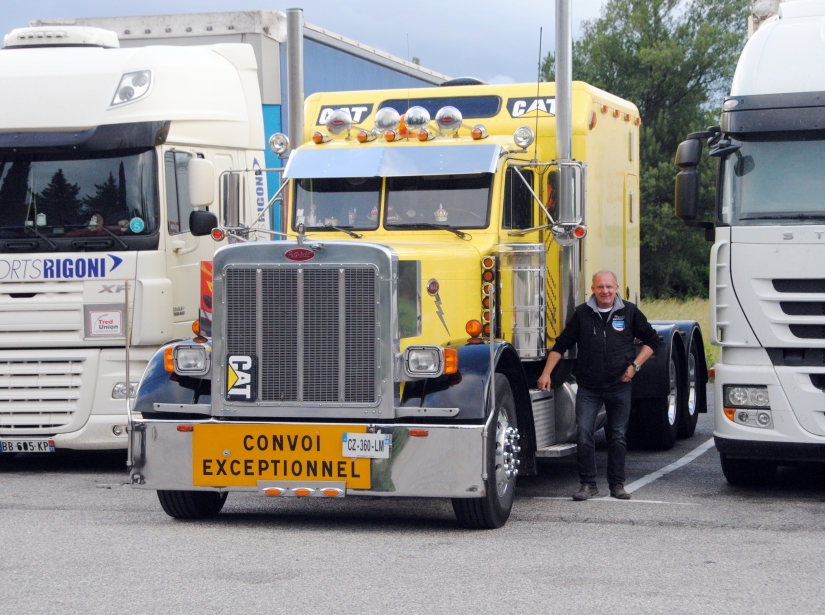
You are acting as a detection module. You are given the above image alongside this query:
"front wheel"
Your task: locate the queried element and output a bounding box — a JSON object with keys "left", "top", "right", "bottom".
{"left": 158, "top": 490, "right": 228, "bottom": 519}
{"left": 452, "top": 374, "right": 518, "bottom": 529}
{"left": 720, "top": 453, "right": 777, "bottom": 486}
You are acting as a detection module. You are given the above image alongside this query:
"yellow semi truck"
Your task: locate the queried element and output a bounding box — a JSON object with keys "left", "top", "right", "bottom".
{"left": 128, "top": 4, "right": 707, "bottom": 527}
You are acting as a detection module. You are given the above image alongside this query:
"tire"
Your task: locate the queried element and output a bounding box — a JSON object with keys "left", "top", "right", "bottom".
{"left": 720, "top": 453, "right": 777, "bottom": 486}
{"left": 677, "top": 337, "right": 702, "bottom": 439}
{"left": 452, "top": 374, "right": 518, "bottom": 529}
{"left": 157, "top": 490, "right": 227, "bottom": 519}
{"left": 634, "top": 343, "right": 683, "bottom": 450}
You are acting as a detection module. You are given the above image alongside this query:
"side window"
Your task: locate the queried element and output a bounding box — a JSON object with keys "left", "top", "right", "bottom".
{"left": 164, "top": 151, "right": 194, "bottom": 235}
{"left": 502, "top": 168, "right": 534, "bottom": 229}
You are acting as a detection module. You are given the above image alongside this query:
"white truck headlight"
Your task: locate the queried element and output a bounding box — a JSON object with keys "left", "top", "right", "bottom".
{"left": 724, "top": 385, "right": 770, "bottom": 408}
{"left": 112, "top": 381, "right": 138, "bottom": 399}
{"left": 174, "top": 345, "right": 210, "bottom": 376}
{"left": 110, "top": 70, "right": 152, "bottom": 107}
{"left": 404, "top": 346, "right": 444, "bottom": 378}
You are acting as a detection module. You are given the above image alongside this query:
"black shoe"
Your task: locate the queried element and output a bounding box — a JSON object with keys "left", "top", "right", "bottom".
{"left": 572, "top": 484, "right": 599, "bottom": 501}
{"left": 610, "top": 484, "right": 631, "bottom": 500}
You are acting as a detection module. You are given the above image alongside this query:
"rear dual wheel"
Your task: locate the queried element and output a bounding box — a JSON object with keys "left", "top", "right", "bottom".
{"left": 631, "top": 341, "right": 684, "bottom": 450}
{"left": 452, "top": 374, "right": 518, "bottom": 529}
{"left": 677, "top": 338, "right": 702, "bottom": 439}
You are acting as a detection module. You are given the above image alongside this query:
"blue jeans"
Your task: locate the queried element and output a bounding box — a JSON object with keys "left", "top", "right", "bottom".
{"left": 576, "top": 382, "right": 632, "bottom": 488}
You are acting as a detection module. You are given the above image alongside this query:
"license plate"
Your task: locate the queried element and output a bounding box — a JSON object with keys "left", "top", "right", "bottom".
{"left": 192, "top": 424, "right": 371, "bottom": 489}
{"left": 342, "top": 433, "right": 391, "bottom": 459}
{"left": 0, "top": 439, "right": 55, "bottom": 453}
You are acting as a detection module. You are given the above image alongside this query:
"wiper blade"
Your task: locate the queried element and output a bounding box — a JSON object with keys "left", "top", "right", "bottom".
{"left": 58, "top": 224, "right": 129, "bottom": 249}
{"left": 387, "top": 222, "right": 469, "bottom": 239}
{"left": 10, "top": 226, "right": 59, "bottom": 251}
{"left": 740, "top": 214, "right": 825, "bottom": 221}
{"left": 326, "top": 225, "right": 362, "bottom": 239}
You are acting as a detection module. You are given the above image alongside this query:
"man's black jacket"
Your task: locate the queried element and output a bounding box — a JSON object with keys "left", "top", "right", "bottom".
{"left": 550, "top": 296, "right": 660, "bottom": 389}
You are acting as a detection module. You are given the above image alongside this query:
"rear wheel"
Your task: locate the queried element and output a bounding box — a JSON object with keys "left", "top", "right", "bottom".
{"left": 677, "top": 338, "right": 702, "bottom": 439}
{"left": 157, "top": 490, "right": 227, "bottom": 519}
{"left": 452, "top": 374, "right": 518, "bottom": 529}
{"left": 633, "top": 343, "right": 683, "bottom": 450}
{"left": 720, "top": 453, "right": 777, "bottom": 486}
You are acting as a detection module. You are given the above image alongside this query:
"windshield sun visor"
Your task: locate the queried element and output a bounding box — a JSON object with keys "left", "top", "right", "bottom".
{"left": 284, "top": 144, "right": 502, "bottom": 179}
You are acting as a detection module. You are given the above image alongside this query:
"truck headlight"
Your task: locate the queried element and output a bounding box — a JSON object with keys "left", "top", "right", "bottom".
{"left": 404, "top": 346, "right": 443, "bottom": 378}
{"left": 174, "top": 345, "right": 210, "bottom": 376}
{"left": 112, "top": 382, "right": 138, "bottom": 399}
{"left": 724, "top": 385, "right": 770, "bottom": 408}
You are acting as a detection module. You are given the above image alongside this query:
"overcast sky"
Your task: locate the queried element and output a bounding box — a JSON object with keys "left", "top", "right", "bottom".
{"left": 0, "top": 0, "right": 608, "bottom": 84}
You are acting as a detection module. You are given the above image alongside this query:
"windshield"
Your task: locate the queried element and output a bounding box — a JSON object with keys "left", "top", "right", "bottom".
{"left": 721, "top": 133, "right": 825, "bottom": 225}
{"left": 293, "top": 177, "right": 381, "bottom": 231}
{"left": 0, "top": 148, "right": 158, "bottom": 246}
{"left": 385, "top": 173, "right": 492, "bottom": 229}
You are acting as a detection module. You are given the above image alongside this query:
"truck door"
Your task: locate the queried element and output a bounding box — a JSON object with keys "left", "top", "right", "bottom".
{"left": 163, "top": 148, "right": 233, "bottom": 339}
{"left": 624, "top": 173, "right": 640, "bottom": 301}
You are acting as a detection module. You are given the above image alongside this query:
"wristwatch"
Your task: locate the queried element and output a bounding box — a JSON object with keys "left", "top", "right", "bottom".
{"left": 631, "top": 363, "right": 641, "bottom": 372}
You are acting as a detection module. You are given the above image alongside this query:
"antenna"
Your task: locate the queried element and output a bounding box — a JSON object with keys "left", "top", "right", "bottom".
{"left": 534, "top": 27, "right": 543, "bottom": 162}
{"left": 406, "top": 34, "right": 412, "bottom": 140}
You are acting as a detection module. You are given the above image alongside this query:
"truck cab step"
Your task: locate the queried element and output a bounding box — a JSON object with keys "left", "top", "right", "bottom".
{"left": 535, "top": 443, "right": 577, "bottom": 458}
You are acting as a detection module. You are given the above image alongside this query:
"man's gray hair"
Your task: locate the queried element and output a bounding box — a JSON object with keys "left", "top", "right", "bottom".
{"left": 591, "top": 270, "right": 618, "bottom": 285}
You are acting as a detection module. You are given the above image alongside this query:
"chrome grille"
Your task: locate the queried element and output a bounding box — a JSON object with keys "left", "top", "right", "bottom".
{"left": 226, "top": 266, "right": 377, "bottom": 404}
{"left": 0, "top": 359, "right": 82, "bottom": 431}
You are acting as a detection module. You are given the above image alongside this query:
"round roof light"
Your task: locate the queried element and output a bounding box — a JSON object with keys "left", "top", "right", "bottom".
{"left": 374, "top": 107, "right": 401, "bottom": 132}
{"left": 435, "top": 106, "right": 462, "bottom": 134}
{"left": 514, "top": 126, "right": 535, "bottom": 148}
{"left": 325, "top": 108, "right": 352, "bottom": 137}
{"left": 427, "top": 279, "right": 439, "bottom": 295}
{"left": 268, "top": 132, "right": 290, "bottom": 155}
{"left": 404, "top": 106, "right": 431, "bottom": 132}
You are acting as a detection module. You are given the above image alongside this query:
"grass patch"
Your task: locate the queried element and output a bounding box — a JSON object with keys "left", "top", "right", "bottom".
{"left": 641, "top": 297, "right": 718, "bottom": 367}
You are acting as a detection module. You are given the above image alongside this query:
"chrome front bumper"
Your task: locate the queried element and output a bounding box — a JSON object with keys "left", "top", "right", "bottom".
{"left": 129, "top": 419, "right": 486, "bottom": 498}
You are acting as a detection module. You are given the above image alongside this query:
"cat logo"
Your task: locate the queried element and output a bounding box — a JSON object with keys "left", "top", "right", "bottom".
{"left": 316, "top": 104, "right": 374, "bottom": 125}
{"left": 226, "top": 355, "right": 257, "bottom": 401}
{"left": 507, "top": 97, "right": 556, "bottom": 118}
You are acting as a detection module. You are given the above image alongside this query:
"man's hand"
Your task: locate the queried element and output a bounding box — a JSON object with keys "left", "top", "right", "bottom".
{"left": 538, "top": 372, "right": 553, "bottom": 391}
{"left": 620, "top": 364, "right": 635, "bottom": 383}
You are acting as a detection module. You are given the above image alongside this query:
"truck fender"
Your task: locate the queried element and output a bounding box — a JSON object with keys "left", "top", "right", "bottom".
{"left": 631, "top": 324, "right": 686, "bottom": 399}
{"left": 399, "top": 339, "right": 537, "bottom": 475}
{"left": 134, "top": 342, "right": 211, "bottom": 417}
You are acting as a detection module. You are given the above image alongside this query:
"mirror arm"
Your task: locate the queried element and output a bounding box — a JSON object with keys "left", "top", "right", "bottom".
{"left": 174, "top": 236, "right": 200, "bottom": 255}
{"left": 507, "top": 224, "right": 552, "bottom": 236}
{"left": 511, "top": 166, "right": 557, "bottom": 225}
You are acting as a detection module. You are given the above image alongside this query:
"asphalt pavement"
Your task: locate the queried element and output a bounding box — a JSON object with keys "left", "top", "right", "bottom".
{"left": 2, "top": 386, "right": 824, "bottom": 614}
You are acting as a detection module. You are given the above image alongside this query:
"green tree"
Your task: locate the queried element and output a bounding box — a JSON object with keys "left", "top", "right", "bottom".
{"left": 0, "top": 161, "right": 32, "bottom": 227}
{"left": 82, "top": 172, "right": 119, "bottom": 220}
{"left": 37, "top": 168, "right": 83, "bottom": 226}
{"left": 543, "top": 0, "right": 749, "bottom": 297}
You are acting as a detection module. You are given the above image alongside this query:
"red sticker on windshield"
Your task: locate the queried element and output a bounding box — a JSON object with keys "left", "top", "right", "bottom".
{"left": 284, "top": 248, "right": 315, "bottom": 262}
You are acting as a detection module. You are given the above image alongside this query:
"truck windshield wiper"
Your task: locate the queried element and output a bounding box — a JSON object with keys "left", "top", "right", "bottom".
{"left": 387, "top": 223, "right": 469, "bottom": 239}
{"left": 8, "top": 226, "right": 59, "bottom": 251}
{"left": 739, "top": 213, "right": 825, "bottom": 221}
{"left": 58, "top": 224, "right": 129, "bottom": 250}
{"left": 326, "top": 225, "right": 362, "bottom": 239}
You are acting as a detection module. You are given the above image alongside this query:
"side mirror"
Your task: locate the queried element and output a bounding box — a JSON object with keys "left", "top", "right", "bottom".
{"left": 222, "top": 172, "right": 241, "bottom": 227}
{"left": 675, "top": 139, "right": 703, "bottom": 167}
{"left": 674, "top": 167, "right": 700, "bottom": 221}
{"left": 187, "top": 158, "right": 215, "bottom": 207}
{"left": 189, "top": 210, "right": 218, "bottom": 237}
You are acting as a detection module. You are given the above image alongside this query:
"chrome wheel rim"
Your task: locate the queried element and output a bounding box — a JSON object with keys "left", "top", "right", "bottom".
{"left": 687, "top": 351, "right": 697, "bottom": 417}
{"left": 494, "top": 408, "right": 519, "bottom": 498}
{"left": 667, "top": 357, "right": 678, "bottom": 426}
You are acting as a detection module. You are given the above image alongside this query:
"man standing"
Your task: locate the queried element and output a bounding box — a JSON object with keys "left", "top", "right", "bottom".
{"left": 537, "top": 270, "right": 659, "bottom": 501}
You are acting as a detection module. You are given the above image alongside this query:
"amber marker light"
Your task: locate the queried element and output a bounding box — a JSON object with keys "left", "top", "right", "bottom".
{"left": 600, "top": 104, "right": 608, "bottom": 114}
{"left": 410, "top": 429, "right": 429, "bottom": 437}
{"left": 635, "top": 117, "right": 642, "bottom": 126}
{"left": 357, "top": 130, "right": 369, "bottom": 143}
{"left": 482, "top": 256, "right": 494, "bottom": 269}
{"left": 623, "top": 112, "right": 631, "bottom": 121}
{"left": 417, "top": 128, "right": 434, "bottom": 141}
{"left": 613, "top": 108, "right": 620, "bottom": 118}
{"left": 444, "top": 348, "right": 459, "bottom": 374}
{"left": 482, "top": 296, "right": 490, "bottom": 309}
{"left": 164, "top": 346, "right": 175, "bottom": 372}
{"left": 263, "top": 487, "right": 285, "bottom": 497}
{"left": 466, "top": 320, "right": 483, "bottom": 337}
{"left": 482, "top": 270, "right": 495, "bottom": 282}
{"left": 471, "top": 124, "right": 488, "bottom": 140}
{"left": 191, "top": 320, "right": 200, "bottom": 335}
{"left": 176, "top": 425, "right": 194, "bottom": 432}
{"left": 322, "top": 488, "right": 344, "bottom": 497}
{"left": 312, "top": 132, "right": 330, "bottom": 144}
{"left": 708, "top": 367, "right": 716, "bottom": 379}
{"left": 483, "top": 324, "right": 491, "bottom": 336}
{"left": 724, "top": 407, "right": 736, "bottom": 422}
{"left": 293, "top": 488, "right": 314, "bottom": 497}
{"left": 589, "top": 111, "right": 597, "bottom": 130}
{"left": 211, "top": 228, "right": 225, "bottom": 241}
{"left": 384, "top": 129, "right": 397, "bottom": 142}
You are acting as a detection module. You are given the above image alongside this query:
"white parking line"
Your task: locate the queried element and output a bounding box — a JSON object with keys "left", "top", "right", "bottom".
{"left": 623, "top": 437, "right": 716, "bottom": 494}
{"left": 531, "top": 496, "right": 698, "bottom": 505}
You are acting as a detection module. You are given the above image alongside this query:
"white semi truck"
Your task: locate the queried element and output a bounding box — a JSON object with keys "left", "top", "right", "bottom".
{"left": 0, "top": 25, "right": 271, "bottom": 452}
{"left": 675, "top": 0, "right": 825, "bottom": 484}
